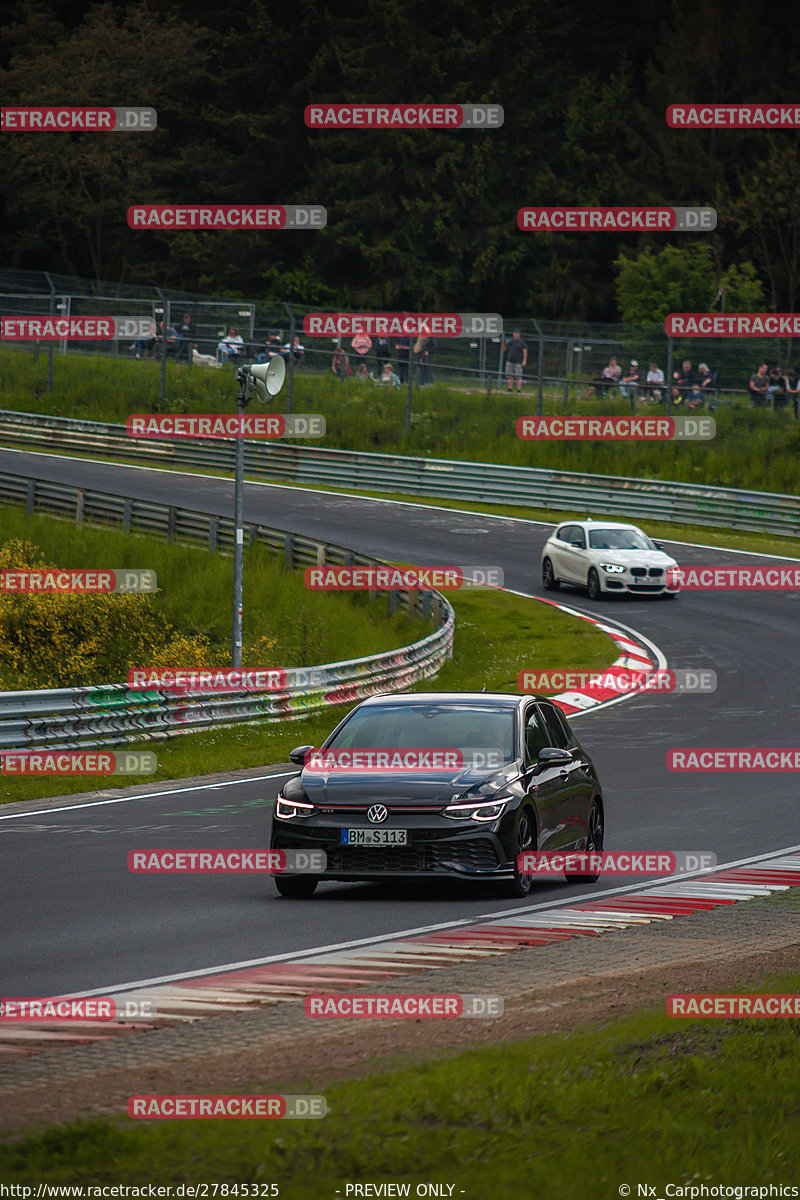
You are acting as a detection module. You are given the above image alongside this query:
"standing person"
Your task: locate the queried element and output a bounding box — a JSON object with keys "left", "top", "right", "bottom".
{"left": 395, "top": 334, "right": 411, "bottom": 383}
{"left": 176, "top": 313, "right": 194, "bottom": 362}
{"left": 748, "top": 363, "right": 769, "bottom": 407}
{"left": 504, "top": 329, "right": 527, "bottom": 393}
{"left": 785, "top": 366, "right": 799, "bottom": 418}
{"left": 331, "top": 346, "right": 351, "bottom": 379}
{"left": 419, "top": 335, "right": 436, "bottom": 385}
{"left": 375, "top": 335, "right": 391, "bottom": 374}
{"left": 697, "top": 362, "right": 718, "bottom": 409}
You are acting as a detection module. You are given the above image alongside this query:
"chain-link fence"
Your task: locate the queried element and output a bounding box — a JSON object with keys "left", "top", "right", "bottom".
{"left": 1, "top": 267, "right": 797, "bottom": 415}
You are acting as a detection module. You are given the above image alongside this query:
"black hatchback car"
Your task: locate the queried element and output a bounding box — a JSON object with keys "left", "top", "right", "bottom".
{"left": 270, "top": 692, "right": 604, "bottom": 898}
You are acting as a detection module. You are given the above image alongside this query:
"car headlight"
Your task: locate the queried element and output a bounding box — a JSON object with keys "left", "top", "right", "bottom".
{"left": 443, "top": 799, "right": 508, "bottom": 822}
{"left": 599, "top": 563, "right": 625, "bottom": 574}
{"left": 275, "top": 795, "right": 315, "bottom": 819}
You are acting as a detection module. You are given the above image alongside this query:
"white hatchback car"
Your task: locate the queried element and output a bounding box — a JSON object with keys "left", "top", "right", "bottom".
{"left": 541, "top": 520, "right": 680, "bottom": 600}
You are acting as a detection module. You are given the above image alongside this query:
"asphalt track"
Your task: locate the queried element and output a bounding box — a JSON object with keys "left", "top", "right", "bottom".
{"left": 1, "top": 448, "right": 799, "bottom": 997}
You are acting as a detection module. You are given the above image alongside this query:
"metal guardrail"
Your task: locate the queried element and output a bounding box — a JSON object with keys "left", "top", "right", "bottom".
{"left": 2, "top": 409, "right": 800, "bottom": 537}
{"left": 0, "top": 471, "right": 454, "bottom": 752}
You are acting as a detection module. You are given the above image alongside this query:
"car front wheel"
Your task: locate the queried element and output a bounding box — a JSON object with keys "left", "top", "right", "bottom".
{"left": 506, "top": 809, "right": 536, "bottom": 897}
{"left": 587, "top": 568, "right": 603, "bottom": 601}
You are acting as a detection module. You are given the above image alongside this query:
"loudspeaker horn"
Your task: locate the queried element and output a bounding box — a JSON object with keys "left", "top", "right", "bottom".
{"left": 250, "top": 356, "right": 286, "bottom": 403}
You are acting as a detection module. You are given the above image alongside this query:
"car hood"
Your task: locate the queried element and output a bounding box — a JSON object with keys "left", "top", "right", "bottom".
{"left": 300, "top": 761, "right": 518, "bottom": 805}
{"left": 590, "top": 548, "right": 676, "bottom": 567}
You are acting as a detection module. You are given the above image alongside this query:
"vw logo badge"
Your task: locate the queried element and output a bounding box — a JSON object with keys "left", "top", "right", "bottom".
{"left": 367, "top": 804, "right": 388, "bottom": 824}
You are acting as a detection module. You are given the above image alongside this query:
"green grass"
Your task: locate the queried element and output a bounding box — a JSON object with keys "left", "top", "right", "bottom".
{"left": 4, "top": 344, "right": 800, "bottom": 494}
{"left": 3, "top": 965, "right": 800, "bottom": 1194}
{"left": 0, "top": 509, "right": 615, "bottom": 804}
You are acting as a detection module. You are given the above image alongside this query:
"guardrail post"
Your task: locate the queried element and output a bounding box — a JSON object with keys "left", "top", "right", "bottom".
{"left": 284, "top": 534, "right": 294, "bottom": 569}
{"left": 26, "top": 480, "right": 36, "bottom": 514}
{"left": 122, "top": 498, "right": 133, "bottom": 532}
{"left": 389, "top": 590, "right": 399, "bottom": 615}
{"left": 316, "top": 544, "right": 327, "bottom": 566}
{"left": 208, "top": 516, "right": 218, "bottom": 551}
{"left": 249, "top": 524, "right": 258, "bottom": 547}
{"left": 422, "top": 591, "right": 432, "bottom": 621}
{"left": 75, "top": 489, "right": 85, "bottom": 527}
{"left": 167, "top": 507, "right": 176, "bottom": 543}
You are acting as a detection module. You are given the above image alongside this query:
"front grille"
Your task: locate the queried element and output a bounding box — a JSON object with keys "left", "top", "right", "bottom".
{"left": 648, "top": 568, "right": 664, "bottom": 578}
{"left": 630, "top": 567, "right": 647, "bottom": 577}
{"left": 327, "top": 838, "right": 499, "bottom": 874}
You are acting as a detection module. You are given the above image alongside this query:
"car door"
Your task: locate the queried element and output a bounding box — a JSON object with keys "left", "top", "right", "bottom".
{"left": 537, "top": 701, "right": 595, "bottom": 848}
{"left": 521, "top": 704, "right": 572, "bottom": 848}
{"left": 557, "top": 524, "right": 588, "bottom": 584}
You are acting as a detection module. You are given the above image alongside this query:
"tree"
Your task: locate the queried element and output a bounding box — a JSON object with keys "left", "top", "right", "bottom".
{"left": 615, "top": 244, "right": 763, "bottom": 324}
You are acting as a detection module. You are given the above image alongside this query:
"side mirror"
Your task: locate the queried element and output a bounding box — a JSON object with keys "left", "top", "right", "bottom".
{"left": 289, "top": 744, "right": 314, "bottom": 766}
{"left": 653, "top": 541, "right": 664, "bottom": 550}
{"left": 533, "top": 746, "right": 573, "bottom": 773}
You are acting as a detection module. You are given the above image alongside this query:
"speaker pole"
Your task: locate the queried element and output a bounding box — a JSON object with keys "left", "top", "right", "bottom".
{"left": 231, "top": 367, "right": 249, "bottom": 670}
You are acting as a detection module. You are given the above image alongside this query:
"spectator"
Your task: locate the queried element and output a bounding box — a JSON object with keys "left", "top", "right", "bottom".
{"left": 504, "top": 329, "right": 528, "bottom": 392}
{"left": 584, "top": 355, "right": 621, "bottom": 398}
{"left": 217, "top": 327, "right": 243, "bottom": 362}
{"left": 375, "top": 336, "right": 391, "bottom": 373}
{"left": 395, "top": 335, "right": 411, "bottom": 384}
{"left": 786, "top": 367, "right": 799, "bottom": 418}
{"left": 176, "top": 314, "right": 194, "bottom": 362}
{"left": 673, "top": 359, "right": 701, "bottom": 404}
{"left": 331, "top": 346, "right": 351, "bottom": 378}
{"left": 372, "top": 361, "right": 402, "bottom": 389}
{"left": 768, "top": 364, "right": 788, "bottom": 407}
{"left": 414, "top": 335, "right": 436, "bottom": 385}
{"left": 645, "top": 361, "right": 665, "bottom": 403}
{"left": 696, "top": 362, "right": 718, "bottom": 409}
{"left": 748, "top": 363, "right": 769, "bottom": 407}
{"left": 355, "top": 362, "right": 370, "bottom": 382}
{"left": 133, "top": 318, "right": 156, "bottom": 360}
{"left": 619, "top": 359, "right": 640, "bottom": 400}
{"left": 281, "top": 334, "right": 305, "bottom": 366}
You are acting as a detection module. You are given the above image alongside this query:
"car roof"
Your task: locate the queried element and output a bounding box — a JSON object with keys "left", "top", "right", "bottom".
{"left": 555, "top": 519, "right": 643, "bottom": 532}
{"left": 354, "top": 692, "right": 547, "bottom": 710}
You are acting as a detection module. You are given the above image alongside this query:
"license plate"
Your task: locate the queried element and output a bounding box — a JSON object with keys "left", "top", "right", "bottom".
{"left": 341, "top": 828, "right": 408, "bottom": 846}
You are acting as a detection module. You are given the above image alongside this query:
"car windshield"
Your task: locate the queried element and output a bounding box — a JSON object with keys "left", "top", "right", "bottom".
{"left": 325, "top": 704, "right": 516, "bottom": 764}
{"left": 588, "top": 528, "right": 654, "bottom": 551}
